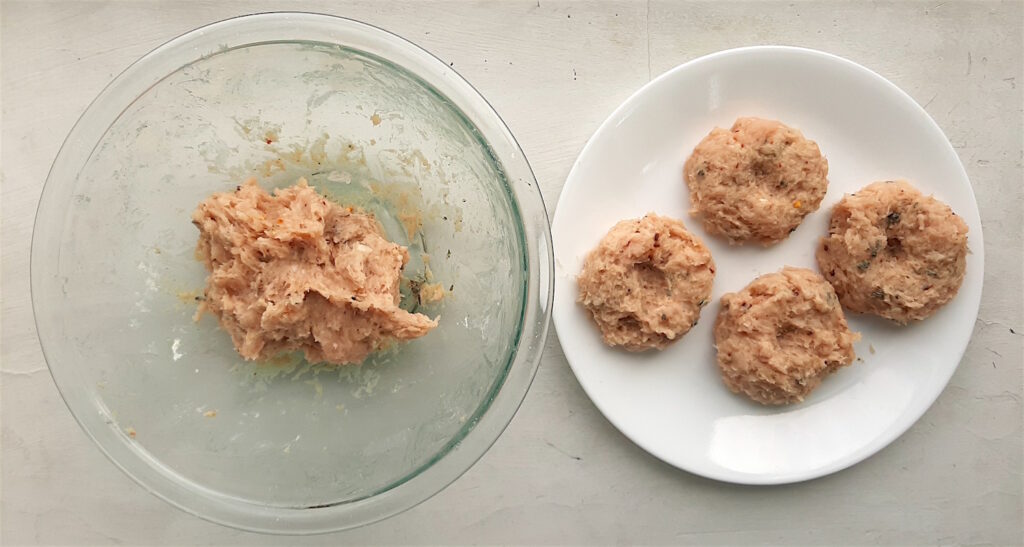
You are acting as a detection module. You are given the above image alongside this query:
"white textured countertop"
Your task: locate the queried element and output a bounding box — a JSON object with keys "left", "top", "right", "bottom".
{"left": 2, "top": 2, "right": 1021, "bottom": 545}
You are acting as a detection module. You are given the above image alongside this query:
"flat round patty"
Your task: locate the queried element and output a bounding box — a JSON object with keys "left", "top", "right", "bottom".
{"left": 714, "top": 267, "right": 859, "bottom": 405}
{"left": 816, "top": 180, "right": 968, "bottom": 323}
{"left": 578, "top": 213, "right": 715, "bottom": 351}
{"left": 684, "top": 117, "right": 829, "bottom": 245}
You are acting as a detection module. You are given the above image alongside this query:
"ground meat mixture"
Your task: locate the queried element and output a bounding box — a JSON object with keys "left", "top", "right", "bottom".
{"left": 714, "top": 267, "right": 859, "bottom": 405}
{"left": 816, "top": 180, "right": 968, "bottom": 323}
{"left": 684, "top": 117, "right": 829, "bottom": 245}
{"left": 577, "top": 213, "right": 715, "bottom": 351}
{"left": 192, "top": 178, "right": 437, "bottom": 365}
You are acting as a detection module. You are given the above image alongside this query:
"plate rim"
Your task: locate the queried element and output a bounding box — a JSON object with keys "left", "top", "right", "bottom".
{"left": 551, "top": 45, "right": 985, "bottom": 485}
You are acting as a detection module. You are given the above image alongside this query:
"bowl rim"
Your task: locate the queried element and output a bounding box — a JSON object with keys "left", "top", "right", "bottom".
{"left": 31, "top": 11, "right": 553, "bottom": 534}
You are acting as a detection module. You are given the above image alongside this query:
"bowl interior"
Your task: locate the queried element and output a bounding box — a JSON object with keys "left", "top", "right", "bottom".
{"left": 38, "top": 39, "right": 527, "bottom": 508}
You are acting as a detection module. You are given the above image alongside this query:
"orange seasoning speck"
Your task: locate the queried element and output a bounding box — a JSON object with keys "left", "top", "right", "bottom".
{"left": 793, "top": 200, "right": 802, "bottom": 209}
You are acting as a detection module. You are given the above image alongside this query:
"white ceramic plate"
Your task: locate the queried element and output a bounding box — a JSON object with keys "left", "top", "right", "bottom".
{"left": 551, "top": 46, "right": 984, "bottom": 484}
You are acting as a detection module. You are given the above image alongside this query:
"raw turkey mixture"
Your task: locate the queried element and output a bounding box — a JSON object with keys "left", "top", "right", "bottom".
{"left": 684, "top": 117, "right": 829, "bottom": 245}
{"left": 577, "top": 213, "right": 715, "bottom": 351}
{"left": 714, "top": 267, "right": 859, "bottom": 405}
{"left": 192, "top": 178, "right": 437, "bottom": 365}
{"left": 817, "top": 180, "right": 968, "bottom": 323}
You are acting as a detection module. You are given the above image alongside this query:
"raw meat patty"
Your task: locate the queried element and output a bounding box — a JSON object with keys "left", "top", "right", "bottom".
{"left": 714, "top": 267, "right": 859, "bottom": 405}
{"left": 816, "top": 180, "right": 969, "bottom": 323}
{"left": 192, "top": 178, "right": 437, "bottom": 365}
{"left": 577, "top": 213, "right": 715, "bottom": 351}
{"left": 684, "top": 117, "right": 829, "bottom": 245}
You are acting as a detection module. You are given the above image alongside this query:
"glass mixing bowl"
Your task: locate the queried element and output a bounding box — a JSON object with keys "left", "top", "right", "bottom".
{"left": 31, "top": 13, "right": 552, "bottom": 534}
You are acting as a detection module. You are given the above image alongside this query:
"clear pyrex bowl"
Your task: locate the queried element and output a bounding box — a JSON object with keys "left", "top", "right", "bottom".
{"left": 31, "top": 13, "right": 552, "bottom": 534}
